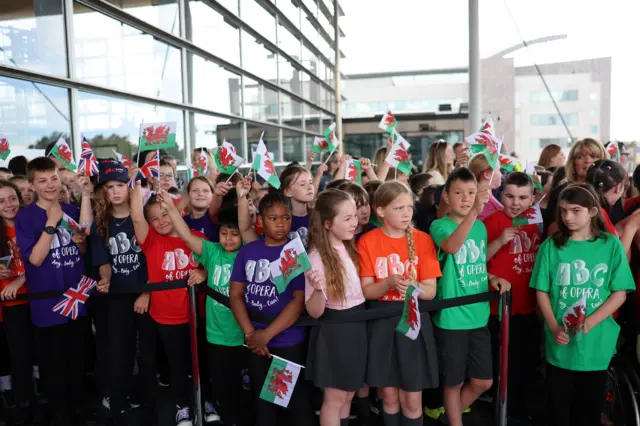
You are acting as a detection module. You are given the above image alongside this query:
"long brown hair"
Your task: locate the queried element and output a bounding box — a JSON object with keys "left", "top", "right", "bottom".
{"left": 308, "top": 189, "right": 359, "bottom": 302}
{"left": 564, "top": 138, "right": 606, "bottom": 183}
{"left": 537, "top": 144, "right": 562, "bottom": 169}
{"left": 552, "top": 183, "right": 606, "bottom": 248}
{"left": 424, "top": 140, "right": 453, "bottom": 179}
{"left": 94, "top": 184, "right": 131, "bottom": 244}
{"left": 0, "top": 180, "right": 24, "bottom": 258}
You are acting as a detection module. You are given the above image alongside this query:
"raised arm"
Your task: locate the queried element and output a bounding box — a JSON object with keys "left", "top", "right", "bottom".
{"left": 76, "top": 174, "right": 94, "bottom": 233}
{"left": 28, "top": 203, "right": 62, "bottom": 267}
{"left": 159, "top": 188, "right": 204, "bottom": 257}
{"left": 236, "top": 177, "right": 258, "bottom": 244}
{"left": 131, "top": 181, "right": 149, "bottom": 244}
{"left": 361, "top": 158, "right": 378, "bottom": 181}
{"left": 208, "top": 181, "right": 233, "bottom": 222}
{"left": 312, "top": 163, "right": 328, "bottom": 195}
{"left": 439, "top": 185, "right": 489, "bottom": 254}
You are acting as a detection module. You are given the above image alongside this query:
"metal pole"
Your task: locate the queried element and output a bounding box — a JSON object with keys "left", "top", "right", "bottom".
{"left": 333, "top": 0, "right": 343, "bottom": 154}
{"left": 187, "top": 285, "right": 203, "bottom": 425}
{"left": 498, "top": 291, "right": 511, "bottom": 426}
{"left": 63, "top": 0, "right": 80, "bottom": 158}
{"left": 468, "top": 0, "right": 481, "bottom": 133}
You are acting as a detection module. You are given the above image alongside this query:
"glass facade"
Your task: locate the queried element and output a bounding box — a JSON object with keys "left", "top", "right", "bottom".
{"left": 0, "top": 0, "right": 338, "bottom": 166}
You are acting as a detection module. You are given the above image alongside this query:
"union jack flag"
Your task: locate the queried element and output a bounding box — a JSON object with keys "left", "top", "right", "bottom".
{"left": 138, "top": 150, "right": 160, "bottom": 179}
{"left": 52, "top": 276, "right": 97, "bottom": 320}
{"left": 127, "top": 177, "right": 136, "bottom": 190}
{"left": 77, "top": 136, "right": 99, "bottom": 176}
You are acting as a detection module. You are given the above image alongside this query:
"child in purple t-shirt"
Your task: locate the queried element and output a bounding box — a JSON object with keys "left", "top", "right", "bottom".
{"left": 279, "top": 165, "right": 313, "bottom": 247}
{"left": 229, "top": 191, "right": 314, "bottom": 426}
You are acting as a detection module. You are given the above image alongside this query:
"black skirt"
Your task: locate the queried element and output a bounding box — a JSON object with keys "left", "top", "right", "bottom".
{"left": 305, "top": 303, "right": 368, "bottom": 391}
{"left": 366, "top": 300, "right": 439, "bottom": 392}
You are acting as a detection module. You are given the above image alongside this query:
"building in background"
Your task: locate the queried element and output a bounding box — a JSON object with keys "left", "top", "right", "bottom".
{"left": 0, "top": 0, "right": 343, "bottom": 166}
{"left": 342, "top": 57, "right": 611, "bottom": 168}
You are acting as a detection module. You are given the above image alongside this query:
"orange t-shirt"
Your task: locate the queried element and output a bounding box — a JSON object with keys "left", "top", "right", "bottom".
{"left": 0, "top": 225, "right": 28, "bottom": 307}
{"left": 358, "top": 227, "right": 442, "bottom": 302}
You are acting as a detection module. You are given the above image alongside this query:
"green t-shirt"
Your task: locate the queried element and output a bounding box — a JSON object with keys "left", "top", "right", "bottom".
{"left": 530, "top": 234, "right": 635, "bottom": 371}
{"left": 429, "top": 215, "right": 490, "bottom": 330}
{"left": 194, "top": 240, "right": 243, "bottom": 347}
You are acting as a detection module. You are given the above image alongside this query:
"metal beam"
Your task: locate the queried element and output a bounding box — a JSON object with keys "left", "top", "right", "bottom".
{"left": 468, "top": 0, "right": 481, "bottom": 133}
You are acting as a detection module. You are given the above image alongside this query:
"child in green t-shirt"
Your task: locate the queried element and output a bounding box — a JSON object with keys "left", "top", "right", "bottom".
{"left": 429, "top": 168, "right": 510, "bottom": 426}
{"left": 530, "top": 183, "right": 634, "bottom": 426}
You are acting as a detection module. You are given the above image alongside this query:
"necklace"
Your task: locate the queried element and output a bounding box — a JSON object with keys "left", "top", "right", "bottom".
{"left": 112, "top": 211, "right": 131, "bottom": 227}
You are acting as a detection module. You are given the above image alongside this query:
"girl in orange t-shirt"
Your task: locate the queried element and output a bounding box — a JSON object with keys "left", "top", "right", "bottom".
{"left": 357, "top": 181, "right": 442, "bottom": 426}
{"left": 0, "top": 180, "right": 32, "bottom": 416}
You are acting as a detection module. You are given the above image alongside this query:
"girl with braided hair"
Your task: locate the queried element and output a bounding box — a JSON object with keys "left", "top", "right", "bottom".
{"left": 357, "top": 181, "right": 441, "bottom": 426}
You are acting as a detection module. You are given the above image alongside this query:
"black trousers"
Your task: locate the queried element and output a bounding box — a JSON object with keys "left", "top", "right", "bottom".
{"left": 547, "top": 364, "right": 607, "bottom": 426}
{"left": 36, "top": 317, "right": 87, "bottom": 413}
{"left": 139, "top": 317, "right": 191, "bottom": 408}
{"left": 247, "top": 343, "right": 314, "bottom": 426}
{"left": 208, "top": 343, "right": 253, "bottom": 426}
{"left": 489, "top": 312, "right": 540, "bottom": 417}
{"left": 3, "top": 304, "right": 32, "bottom": 403}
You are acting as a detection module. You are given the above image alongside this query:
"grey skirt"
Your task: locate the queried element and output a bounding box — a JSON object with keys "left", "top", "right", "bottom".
{"left": 305, "top": 303, "right": 367, "bottom": 391}
{"left": 366, "top": 300, "right": 439, "bottom": 392}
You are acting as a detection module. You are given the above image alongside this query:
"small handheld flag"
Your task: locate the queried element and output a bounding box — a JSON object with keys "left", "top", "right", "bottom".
{"left": 498, "top": 154, "right": 525, "bottom": 173}
{"left": 52, "top": 276, "right": 97, "bottom": 320}
{"left": 562, "top": 294, "right": 587, "bottom": 338}
{"left": 49, "top": 137, "right": 77, "bottom": 171}
{"left": 139, "top": 150, "right": 160, "bottom": 179}
{"left": 78, "top": 136, "right": 99, "bottom": 176}
{"left": 344, "top": 158, "right": 362, "bottom": 185}
{"left": 251, "top": 138, "right": 280, "bottom": 189}
{"left": 512, "top": 203, "right": 543, "bottom": 226}
{"left": 193, "top": 152, "right": 209, "bottom": 177}
{"left": 323, "top": 122, "right": 340, "bottom": 157}
{"left": 378, "top": 110, "right": 398, "bottom": 133}
{"left": 466, "top": 132, "right": 502, "bottom": 168}
{"left": 525, "top": 161, "right": 543, "bottom": 192}
{"left": 312, "top": 136, "right": 329, "bottom": 154}
{"left": 395, "top": 285, "right": 423, "bottom": 340}
{"left": 259, "top": 356, "right": 302, "bottom": 408}
{"left": 113, "top": 149, "right": 134, "bottom": 169}
{"left": 139, "top": 122, "right": 177, "bottom": 151}
{"left": 269, "top": 236, "right": 312, "bottom": 293}
{"left": 214, "top": 141, "right": 244, "bottom": 175}
{"left": 0, "top": 135, "right": 11, "bottom": 161}
{"left": 385, "top": 137, "right": 412, "bottom": 175}
{"left": 606, "top": 143, "right": 620, "bottom": 161}
{"left": 61, "top": 213, "right": 88, "bottom": 235}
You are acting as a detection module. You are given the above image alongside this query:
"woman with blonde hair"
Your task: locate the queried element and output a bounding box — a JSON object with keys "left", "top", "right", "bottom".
{"left": 467, "top": 153, "right": 503, "bottom": 221}
{"left": 537, "top": 144, "right": 566, "bottom": 170}
{"left": 423, "top": 141, "right": 455, "bottom": 186}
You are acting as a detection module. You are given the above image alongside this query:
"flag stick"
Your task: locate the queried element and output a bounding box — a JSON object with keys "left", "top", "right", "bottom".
{"left": 323, "top": 149, "right": 335, "bottom": 165}
{"left": 225, "top": 158, "right": 245, "bottom": 183}
{"left": 394, "top": 167, "right": 397, "bottom": 180}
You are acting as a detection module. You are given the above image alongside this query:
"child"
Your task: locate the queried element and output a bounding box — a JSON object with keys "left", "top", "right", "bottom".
{"left": 10, "top": 175, "right": 34, "bottom": 206}
{"left": 229, "top": 191, "right": 314, "bottom": 426}
{"left": 467, "top": 153, "right": 503, "bottom": 221}
{"left": 429, "top": 168, "right": 508, "bottom": 426}
{"left": 484, "top": 172, "right": 541, "bottom": 420}
{"left": 182, "top": 176, "right": 219, "bottom": 242}
{"left": 159, "top": 159, "right": 177, "bottom": 191}
{"left": 358, "top": 181, "right": 441, "bottom": 426}
{"left": 0, "top": 180, "right": 32, "bottom": 422}
{"left": 304, "top": 189, "right": 367, "bottom": 426}
{"left": 15, "top": 157, "right": 91, "bottom": 424}
{"left": 530, "top": 183, "right": 635, "bottom": 426}
{"left": 90, "top": 160, "right": 149, "bottom": 423}
{"left": 337, "top": 181, "right": 371, "bottom": 242}
{"left": 279, "top": 164, "right": 314, "bottom": 246}
{"left": 131, "top": 182, "right": 206, "bottom": 426}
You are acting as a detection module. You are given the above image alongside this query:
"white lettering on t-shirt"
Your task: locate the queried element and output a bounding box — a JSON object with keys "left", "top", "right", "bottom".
{"left": 245, "top": 259, "right": 271, "bottom": 283}
{"left": 556, "top": 262, "right": 609, "bottom": 310}
{"left": 109, "top": 232, "right": 142, "bottom": 256}
{"left": 374, "top": 255, "right": 419, "bottom": 279}
{"left": 161, "top": 249, "right": 199, "bottom": 281}
{"left": 212, "top": 264, "right": 232, "bottom": 289}
{"left": 49, "top": 227, "right": 80, "bottom": 269}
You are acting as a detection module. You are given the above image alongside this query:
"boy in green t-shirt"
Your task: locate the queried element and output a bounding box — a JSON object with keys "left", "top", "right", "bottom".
{"left": 429, "top": 168, "right": 510, "bottom": 426}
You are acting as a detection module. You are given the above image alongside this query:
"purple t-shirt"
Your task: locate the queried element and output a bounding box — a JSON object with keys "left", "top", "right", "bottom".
{"left": 288, "top": 215, "right": 309, "bottom": 248}
{"left": 16, "top": 202, "right": 85, "bottom": 327}
{"left": 230, "top": 239, "right": 306, "bottom": 348}
{"left": 183, "top": 213, "right": 219, "bottom": 243}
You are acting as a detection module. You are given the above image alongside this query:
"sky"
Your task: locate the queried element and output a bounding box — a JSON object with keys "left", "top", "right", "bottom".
{"left": 339, "top": 0, "right": 640, "bottom": 141}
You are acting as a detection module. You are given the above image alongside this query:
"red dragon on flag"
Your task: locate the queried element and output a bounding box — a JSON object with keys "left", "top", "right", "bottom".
{"left": 218, "top": 146, "right": 236, "bottom": 167}
{"left": 472, "top": 133, "right": 498, "bottom": 155}
{"left": 264, "top": 158, "right": 275, "bottom": 176}
{"left": 279, "top": 248, "right": 301, "bottom": 282}
{"left": 383, "top": 112, "right": 396, "bottom": 127}
{"left": 0, "top": 138, "right": 8, "bottom": 154}
{"left": 563, "top": 304, "right": 586, "bottom": 336}
{"left": 194, "top": 155, "right": 208, "bottom": 176}
{"left": 404, "top": 296, "right": 419, "bottom": 331}
{"left": 394, "top": 148, "right": 411, "bottom": 166}
{"left": 267, "top": 368, "right": 294, "bottom": 399}
{"left": 142, "top": 125, "right": 170, "bottom": 146}
{"left": 317, "top": 139, "right": 328, "bottom": 150}
{"left": 347, "top": 162, "right": 358, "bottom": 181}
{"left": 521, "top": 208, "right": 537, "bottom": 220}
{"left": 499, "top": 156, "right": 513, "bottom": 167}
{"left": 57, "top": 143, "right": 74, "bottom": 164}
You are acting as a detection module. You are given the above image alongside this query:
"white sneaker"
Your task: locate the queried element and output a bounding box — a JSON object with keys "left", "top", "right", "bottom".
{"left": 204, "top": 401, "right": 221, "bottom": 423}
{"left": 102, "top": 397, "right": 111, "bottom": 410}
{"left": 175, "top": 406, "right": 193, "bottom": 426}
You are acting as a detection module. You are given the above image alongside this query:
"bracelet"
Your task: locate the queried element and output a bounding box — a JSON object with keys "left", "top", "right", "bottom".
{"left": 244, "top": 330, "right": 255, "bottom": 338}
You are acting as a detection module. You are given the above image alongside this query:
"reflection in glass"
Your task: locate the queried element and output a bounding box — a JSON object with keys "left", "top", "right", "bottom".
{"left": 276, "top": 0, "right": 301, "bottom": 28}
{"left": 76, "top": 91, "right": 185, "bottom": 161}
{"left": 283, "top": 132, "right": 303, "bottom": 163}
{"left": 0, "top": 0, "right": 67, "bottom": 76}
{"left": 192, "top": 113, "right": 242, "bottom": 153}
{"left": 278, "top": 58, "right": 301, "bottom": 96}
{"left": 240, "top": 0, "right": 276, "bottom": 44}
{"left": 191, "top": 55, "right": 241, "bottom": 115}
{"left": 105, "top": 0, "right": 180, "bottom": 36}
{"left": 243, "top": 77, "right": 279, "bottom": 124}
{"left": 73, "top": 3, "right": 182, "bottom": 103}
{"left": 188, "top": 1, "right": 240, "bottom": 66}
{"left": 247, "top": 123, "right": 280, "bottom": 162}
{"left": 0, "top": 76, "right": 70, "bottom": 151}
{"left": 241, "top": 31, "right": 278, "bottom": 82}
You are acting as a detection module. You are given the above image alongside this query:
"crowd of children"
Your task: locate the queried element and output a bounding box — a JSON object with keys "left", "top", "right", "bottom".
{"left": 0, "top": 134, "right": 637, "bottom": 426}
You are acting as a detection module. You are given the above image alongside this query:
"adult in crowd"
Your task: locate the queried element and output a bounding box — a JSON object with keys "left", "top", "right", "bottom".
{"left": 423, "top": 140, "right": 455, "bottom": 186}
{"left": 537, "top": 144, "right": 566, "bottom": 170}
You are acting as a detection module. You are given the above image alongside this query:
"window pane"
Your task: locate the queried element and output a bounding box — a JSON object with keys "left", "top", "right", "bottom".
{"left": 241, "top": 31, "right": 277, "bottom": 82}
{"left": 246, "top": 123, "right": 280, "bottom": 163}
{"left": 188, "top": 1, "right": 240, "bottom": 66}
{"left": 191, "top": 55, "right": 242, "bottom": 115}
{"left": 305, "top": 105, "right": 321, "bottom": 134}
{"left": 192, "top": 113, "right": 242, "bottom": 152}
{"left": 283, "top": 130, "right": 303, "bottom": 163}
{"left": 280, "top": 93, "right": 302, "bottom": 127}
{"left": 73, "top": 3, "right": 183, "bottom": 103}
{"left": 530, "top": 113, "right": 578, "bottom": 126}
{"left": 243, "top": 77, "right": 279, "bottom": 124}
{"left": 0, "top": 0, "right": 67, "bottom": 76}
{"left": 279, "top": 58, "right": 302, "bottom": 96}
{"left": 276, "top": 0, "right": 300, "bottom": 28}
{"left": 76, "top": 91, "right": 185, "bottom": 161}
{"left": 105, "top": 0, "right": 180, "bottom": 36}
{"left": 240, "top": 0, "right": 276, "bottom": 44}
{"left": 0, "top": 76, "right": 70, "bottom": 152}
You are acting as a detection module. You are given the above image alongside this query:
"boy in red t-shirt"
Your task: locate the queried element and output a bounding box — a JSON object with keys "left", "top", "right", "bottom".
{"left": 483, "top": 172, "right": 542, "bottom": 422}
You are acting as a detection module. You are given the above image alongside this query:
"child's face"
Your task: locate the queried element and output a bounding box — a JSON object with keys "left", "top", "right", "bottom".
{"left": 58, "top": 185, "right": 71, "bottom": 203}
{"left": 502, "top": 184, "right": 534, "bottom": 218}
{"left": 327, "top": 200, "right": 358, "bottom": 241}
{"left": 259, "top": 203, "right": 292, "bottom": 242}
{"left": 159, "top": 165, "right": 176, "bottom": 191}
{"left": 559, "top": 200, "right": 597, "bottom": 232}
{"left": 219, "top": 225, "right": 242, "bottom": 253}
{"left": 105, "top": 181, "right": 129, "bottom": 206}
{"left": 146, "top": 203, "right": 174, "bottom": 236}
{"left": 0, "top": 187, "right": 20, "bottom": 221}
{"left": 285, "top": 171, "right": 314, "bottom": 203}
{"left": 0, "top": 171, "right": 13, "bottom": 180}
{"left": 397, "top": 171, "right": 409, "bottom": 185}
{"left": 445, "top": 179, "right": 477, "bottom": 217}
{"left": 376, "top": 192, "right": 413, "bottom": 231}
{"left": 14, "top": 180, "right": 34, "bottom": 205}
{"left": 356, "top": 202, "right": 370, "bottom": 226}
{"left": 188, "top": 180, "right": 212, "bottom": 210}
{"left": 32, "top": 170, "right": 61, "bottom": 202}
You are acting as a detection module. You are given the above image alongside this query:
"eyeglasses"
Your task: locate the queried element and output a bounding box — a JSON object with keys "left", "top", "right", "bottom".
{"left": 159, "top": 173, "right": 175, "bottom": 179}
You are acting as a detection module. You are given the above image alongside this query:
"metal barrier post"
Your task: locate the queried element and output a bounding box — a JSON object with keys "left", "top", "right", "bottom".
{"left": 497, "top": 291, "right": 511, "bottom": 426}
{"left": 188, "top": 286, "right": 203, "bottom": 426}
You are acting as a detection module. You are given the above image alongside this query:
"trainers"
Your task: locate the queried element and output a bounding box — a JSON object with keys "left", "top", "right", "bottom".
{"left": 175, "top": 406, "right": 193, "bottom": 426}
{"left": 103, "top": 396, "right": 141, "bottom": 410}
{"left": 204, "top": 401, "right": 221, "bottom": 423}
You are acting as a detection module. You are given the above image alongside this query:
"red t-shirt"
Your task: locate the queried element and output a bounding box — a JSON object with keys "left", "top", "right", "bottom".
{"left": 140, "top": 227, "right": 206, "bottom": 325}
{"left": 0, "top": 225, "right": 28, "bottom": 307}
{"left": 484, "top": 210, "right": 541, "bottom": 316}
{"left": 624, "top": 196, "right": 640, "bottom": 214}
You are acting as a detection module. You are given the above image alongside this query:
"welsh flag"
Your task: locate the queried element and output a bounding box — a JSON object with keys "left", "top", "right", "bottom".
{"left": 562, "top": 294, "right": 587, "bottom": 338}
{"left": 269, "top": 236, "right": 311, "bottom": 293}
{"left": 466, "top": 132, "right": 502, "bottom": 168}
{"left": 323, "top": 122, "right": 340, "bottom": 156}
{"left": 49, "top": 137, "right": 76, "bottom": 171}
{"left": 512, "top": 203, "right": 543, "bottom": 226}
{"left": 112, "top": 149, "right": 134, "bottom": 169}
{"left": 606, "top": 143, "right": 620, "bottom": 161}
{"left": 252, "top": 138, "right": 280, "bottom": 189}
{"left": 214, "top": 141, "right": 244, "bottom": 175}
{"left": 193, "top": 151, "right": 208, "bottom": 177}
{"left": 312, "top": 136, "right": 329, "bottom": 154}
{"left": 395, "top": 285, "right": 423, "bottom": 340}
{"left": 385, "top": 139, "right": 412, "bottom": 174}
{"left": 344, "top": 158, "right": 362, "bottom": 185}
{"left": 139, "top": 122, "right": 177, "bottom": 151}
{"left": 378, "top": 110, "right": 398, "bottom": 133}
{"left": 0, "top": 135, "right": 10, "bottom": 161}
{"left": 259, "top": 356, "right": 302, "bottom": 408}
{"left": 479, "top": 116, "right": 496, "bottom": 137}
{"left": 52, "top": 276, "right": 97, "bottom": 320}
{"left": 61, "top": 213, "right": 88, "bottom": 235}
{"left": 498, "top": 154, "right": 525, "bottom": 173}
{"left": 525, "top": 161, "right": 543, "bottom": 192}
{"left": 392, "top": 130, "right": 410, "bottom": 149}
